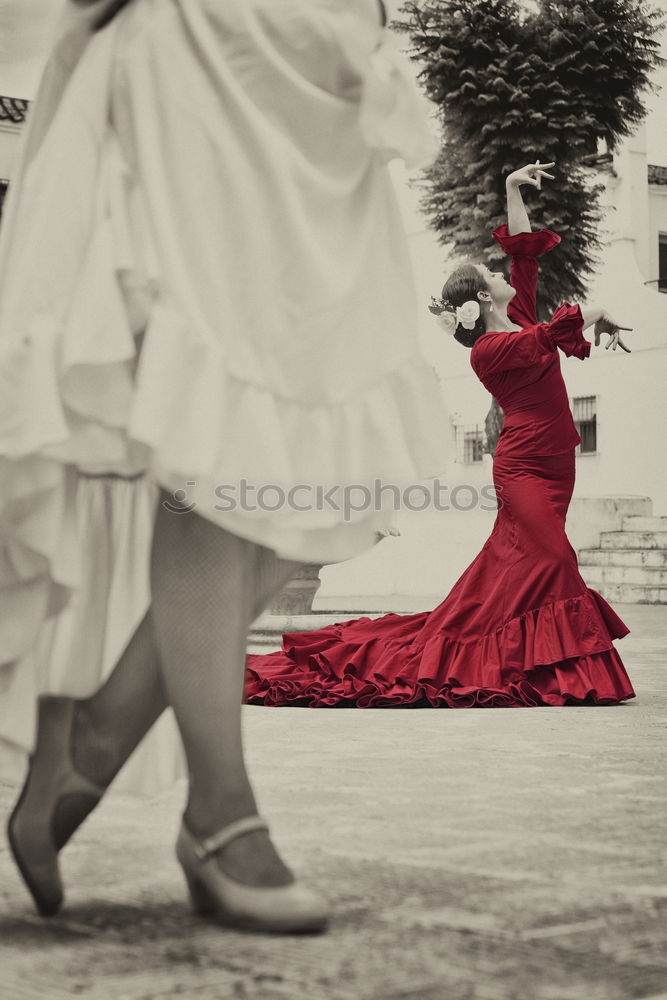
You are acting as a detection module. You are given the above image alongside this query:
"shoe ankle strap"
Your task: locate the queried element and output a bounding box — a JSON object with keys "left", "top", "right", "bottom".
{"left": 193, "top": 815, "right": 270, "bottom": 861}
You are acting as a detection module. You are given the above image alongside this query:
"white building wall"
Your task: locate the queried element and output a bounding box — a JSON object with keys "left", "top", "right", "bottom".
{"left": 576, "top": 126, "right": 667, "bottom": 515}
{"left": 562, "top": 347, "right": 666, "bottom": 510}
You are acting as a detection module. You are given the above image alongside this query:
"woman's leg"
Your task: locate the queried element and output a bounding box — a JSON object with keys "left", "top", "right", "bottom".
{"left": 72, "top": 508, "right": 301, "bottom": 792}
{"left": 71, "top": 610, "right": 166, "bottom": 787}
{"left": 8, "top": 493, "right": 305, "bottom": 915}
{"left": 149, "top": 494, "right": 304, "bottom": 885}
{"left": 74, "top": 491, "right": 304, "bottom": 884}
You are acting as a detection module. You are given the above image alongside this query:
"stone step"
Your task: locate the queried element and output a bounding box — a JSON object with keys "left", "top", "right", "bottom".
{"left": 580, "top": 564, "right": 667, "bottom": 586}
{"left": 571, "top": 495, "right": 653, "bottom": 516}
{"left": 579, "top": 548, "right": 667, "bottom": 567}
{"left": 600, "top": 530, "right": 667, "bottom": 550}
{"left": 584, "top": 582, "right": 667, "bottom": 604}
{"left": 622, "top": 515, "right": 667, "bottom": 532}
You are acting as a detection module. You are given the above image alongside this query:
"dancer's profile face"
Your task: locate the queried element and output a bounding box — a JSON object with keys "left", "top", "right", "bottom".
{"left": 474, "top": 264, "right": 516, "bottom": 307}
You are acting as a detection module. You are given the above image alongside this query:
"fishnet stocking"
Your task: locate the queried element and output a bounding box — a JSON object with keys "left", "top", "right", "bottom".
{"left": 72, "top": 610, "right": 165, "bottom": 786}
{"left": 72, "top": 494, "right": 304, "bottom": 885}
{"left": 73, "top": 539, "right": 299, "bottom": 787}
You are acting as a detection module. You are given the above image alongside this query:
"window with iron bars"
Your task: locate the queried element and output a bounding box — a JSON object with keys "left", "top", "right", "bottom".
{"left": 660, "top": 233, "right": 667, "bottom": 293}
{"left": 572, "top": 395, "right": 597, "bottom": 454}
{"left": 454, "top": 423, "right": 485, "bottom": 464}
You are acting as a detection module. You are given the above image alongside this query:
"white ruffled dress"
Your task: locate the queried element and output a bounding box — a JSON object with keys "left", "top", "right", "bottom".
{"left": 0, "top": 0, "right": 449, "bottom": 792}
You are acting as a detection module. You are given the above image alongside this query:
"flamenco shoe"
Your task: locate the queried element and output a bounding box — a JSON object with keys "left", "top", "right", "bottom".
{"left": 6, "top": 695, "right": 105, "bottom": 917}
{"left": 176, "top": 815, "right": 330, "bottom": 934}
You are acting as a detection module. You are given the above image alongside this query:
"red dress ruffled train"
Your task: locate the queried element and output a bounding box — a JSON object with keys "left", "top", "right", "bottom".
{"left": 244, "top": 225, "right": 635, "bottom": 708}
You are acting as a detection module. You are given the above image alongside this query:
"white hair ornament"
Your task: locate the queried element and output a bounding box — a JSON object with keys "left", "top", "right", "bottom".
{"left": 456, "top": 300, "right": 481, "bottom": 330}
{"left": 436, "top": 311, "right": 457, "bottom": 334}
{"left": 429, "top": 296, "right": 481, "bottom": 335}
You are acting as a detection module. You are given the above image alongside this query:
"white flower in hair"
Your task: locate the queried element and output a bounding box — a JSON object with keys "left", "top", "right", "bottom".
{"left": 456, "top": 300, "right": 481, "bottom": 330}
{"left": 436, "top": 310, "right": 456, "bottom": 335}
{"left": 428, "top": 295, "right": 457, "bottom": 335}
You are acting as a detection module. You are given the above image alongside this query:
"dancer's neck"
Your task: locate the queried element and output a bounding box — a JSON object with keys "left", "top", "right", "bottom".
{"left": 483, "top": 304, "right": 520, "bottom": 333}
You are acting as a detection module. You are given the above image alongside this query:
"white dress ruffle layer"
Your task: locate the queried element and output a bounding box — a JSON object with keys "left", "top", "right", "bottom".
{"left": 0, "top": 0, "right": 449, "bottom": 791}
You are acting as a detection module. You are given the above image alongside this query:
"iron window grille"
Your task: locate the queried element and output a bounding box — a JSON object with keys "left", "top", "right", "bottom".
{"left": 454, "top": 423, "right": 485, "bottom": 464}
{"left": 659, "top": 233, "right": 667, "bottom": 293}
{"left": 572, "top": 395, "right": 597, "bottom": 455}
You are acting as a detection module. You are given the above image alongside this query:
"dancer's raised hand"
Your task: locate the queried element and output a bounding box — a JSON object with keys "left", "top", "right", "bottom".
{"left": 593, "top": 311, "right": 632, "bottom": 353}
{"left": 506, "top": 161, "right": 556, "bottom": 190}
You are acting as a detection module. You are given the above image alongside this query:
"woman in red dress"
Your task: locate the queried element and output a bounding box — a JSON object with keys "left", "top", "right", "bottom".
{"left": 244, "top": 161, "right": 636, "bottom": 709}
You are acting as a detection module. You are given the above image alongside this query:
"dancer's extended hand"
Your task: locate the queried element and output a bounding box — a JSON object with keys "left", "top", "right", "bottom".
{"left": 593, "top": 312, "right": 632, "bottom": 353}
{"left": 506, "top": 161, "right": 556, "bottom": 190}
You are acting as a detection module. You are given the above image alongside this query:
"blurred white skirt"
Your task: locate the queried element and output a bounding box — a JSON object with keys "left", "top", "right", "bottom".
{"left": 0, "top": 0, "right": 448, "bottom": 791}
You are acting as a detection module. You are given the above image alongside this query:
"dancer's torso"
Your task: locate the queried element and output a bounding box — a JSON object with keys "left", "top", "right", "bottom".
{"left": 480, "top": 348, "right": 581, "bottom": 459}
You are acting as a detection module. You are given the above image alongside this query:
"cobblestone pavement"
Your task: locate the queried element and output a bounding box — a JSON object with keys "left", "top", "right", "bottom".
{"left": 1, "top": 604, "right": 666, "bottom": 1000}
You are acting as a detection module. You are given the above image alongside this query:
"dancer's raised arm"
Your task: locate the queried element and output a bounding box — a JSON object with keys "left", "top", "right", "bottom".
{"left": 504, "top": 161, "right": 632, "bottom": 353}
{"left": 484, "top": 160, "right": 557, "bottom": 331}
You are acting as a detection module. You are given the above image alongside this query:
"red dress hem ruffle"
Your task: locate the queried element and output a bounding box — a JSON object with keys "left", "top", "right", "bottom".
{"left": 243, "top": 588, "right": 635, "bottom": 709}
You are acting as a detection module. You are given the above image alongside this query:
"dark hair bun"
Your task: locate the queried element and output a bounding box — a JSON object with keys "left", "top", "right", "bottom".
{"left": 454, "top": 315, "right": 486, "bottom": 348}
{"left": 441, "top": 263, "right": 489, "bottom": 350}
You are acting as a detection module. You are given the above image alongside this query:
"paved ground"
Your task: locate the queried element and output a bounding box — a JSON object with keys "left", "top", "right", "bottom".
{"left": 1, "top": 604, "right": 666, "bottom": 1000}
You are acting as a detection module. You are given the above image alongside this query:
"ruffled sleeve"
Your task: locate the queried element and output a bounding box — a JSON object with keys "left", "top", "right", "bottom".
{"left": 541, "top": 303, "right": 590, "bottom": 359}
{"left": 491, "top": 224, "right": 561, "bottom": 329}
{"left": 471, "top": 303, "right": 590, "bottom": 378}
{"left": 492, "top": 224, "right": 561, "bottom": 258}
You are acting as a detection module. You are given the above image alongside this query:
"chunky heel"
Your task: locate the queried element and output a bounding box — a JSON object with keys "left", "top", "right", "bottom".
{"left": 176, "top": 815, "right": 330, "bottom": 934}
{"left": 182, "top": 869, "right": 217, "bottom": 916}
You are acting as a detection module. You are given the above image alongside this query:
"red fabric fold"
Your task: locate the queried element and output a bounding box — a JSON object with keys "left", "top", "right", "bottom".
{"left": 244, "top": 588, "right": 634, "bottom": 709}
{"left": 492, "top": 223, "right": 561, "bottom": 258}
{"left": 545, "top": 302, "right": 590, "bottom": 359}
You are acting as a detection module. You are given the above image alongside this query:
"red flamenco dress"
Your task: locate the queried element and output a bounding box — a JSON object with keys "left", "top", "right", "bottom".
{"left": 244, "top": 226, "right": 635, "bottom": 708}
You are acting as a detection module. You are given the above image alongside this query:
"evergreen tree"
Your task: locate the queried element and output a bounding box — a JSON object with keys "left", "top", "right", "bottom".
{"left": 396, "top": 0, "right": 665, "bottom": 449}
